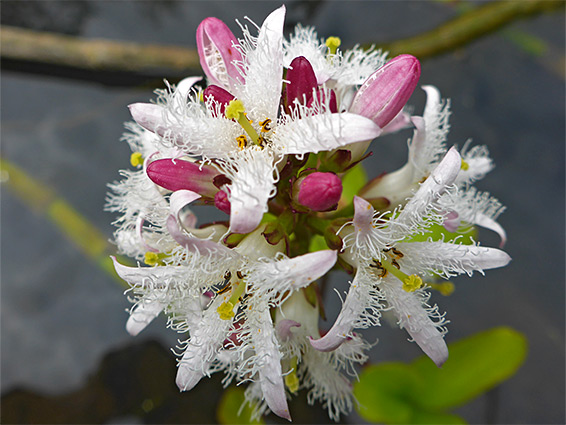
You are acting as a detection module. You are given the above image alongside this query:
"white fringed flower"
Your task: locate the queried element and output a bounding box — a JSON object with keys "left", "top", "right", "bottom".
{"left": 310, "top": 148, "right": 511, "bottom": 366}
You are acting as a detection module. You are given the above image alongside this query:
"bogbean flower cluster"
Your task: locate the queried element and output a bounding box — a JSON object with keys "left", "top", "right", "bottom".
{"left": 106, "top": 6, "right": 511, "bottom": 421}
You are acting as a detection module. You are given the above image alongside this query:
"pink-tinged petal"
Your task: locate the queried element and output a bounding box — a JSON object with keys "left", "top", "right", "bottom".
{"left": 276, "top": 319, "right": 301, "bottom": 341}
{"left": 275, "top": 112, "right": 381, "bottom": 155}
{"left": 126, "top": 300, "right": 165, "bottom": 336}
{"left": 422, "top": 85, "right": 442, "bottom": 124}
{"left": 147, "top": 159, "right": 220, "bottom": 197}
{"left": 203, "top": 84, "right": 235, "bottom": 116}
{"left": 167, "top": 215, "right": 231, "bottom": 255}
{"left": 381, "top": 110, "right": 413, "bottom": 135}
{"left": 285, "top": 56, "right": 318, "bottom": 109}
{"left": 170, "top": 189, "right": 201, "bottom": 216}
{"left": 214, "top": 189, "right": 231, "bottom": 214}
{"left": 309, "top": 271, "right": 371, "bottom": 352}
{"left": 350, "top": 55, "right": 421, "bottom": 128}
{"left": 136, "top": 217, "right": 159, "bottom": 253}
{"left": 381, "top": 279, "right": 448, "bottom": 367}
{"left": 475, "top": 213, "right": 507, "bottom": 248}
{"left": 128, "top": 103, "right": 168, "bottom": 136}
{"left": 297, "top": 172, "right": 342, "bottom": 211}
{"left": 443, "top": 210, "right": 460, "bottom": 233}
{"left": 196, "top": 17, "right": 243, "bottom": 90}
{"left": 353, "top": 196, "right": 375, "bottom": 232}
{"left": 253, "top": 308, "right": 291, "bottom": 421}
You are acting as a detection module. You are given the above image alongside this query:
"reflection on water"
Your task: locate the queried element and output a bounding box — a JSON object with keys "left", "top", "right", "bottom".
{"left": 1, "top": 1, "right": 564, "bottom": 424}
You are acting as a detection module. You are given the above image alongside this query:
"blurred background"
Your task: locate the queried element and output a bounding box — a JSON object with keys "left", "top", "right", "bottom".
{"left": 1, "top": 1, "right": 564, "bottom": 424}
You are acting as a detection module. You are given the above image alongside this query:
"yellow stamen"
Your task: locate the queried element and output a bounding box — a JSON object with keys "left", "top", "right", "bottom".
{"left": 217, "top": 301, "right": 235, "bottom": 320}
{"left": 236, "top": 135, "right": 248, "bottom": 150}
{"left": 225, "top": 99, "right": 261, "bottom": 145}
{"left": 216, "top": 275, "right": 247, "bottom": 320}
{"left": 461, "top": 159, "right": 470, "bottom": 171}
{"left": 325, "top": 36, "right": 341, "bottom": 55}
{"left": 285, "top": 357, "right": 300, "bottom": 394}
{"left": 130, "top": 152, "right": 144, "bottom": 167}
{"left": 144, "top": 251, "right": 160, "bottom": 266}
{"left": 403, "top": 274, "right": 424, "bottom": 292}
{"left": 259, "top": 118, "right": 272, "bottom": 133}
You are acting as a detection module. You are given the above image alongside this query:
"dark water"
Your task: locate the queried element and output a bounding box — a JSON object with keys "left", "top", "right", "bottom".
{"left": 1, "top": 1, "right": 564, "bottom": 424}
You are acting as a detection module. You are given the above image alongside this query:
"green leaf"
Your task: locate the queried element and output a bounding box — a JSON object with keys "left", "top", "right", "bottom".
{"left": 354, "top": 363, "right": 421, "bottom": 424}
{"left": 340, "top": 163, "right": 367, "bottom": 206}
{"left": 308, "top": 234, "right": 329, "bottom": 252}
{"left": 216, "top": 386, "right": 263, "bottom": 425}
{"left": 406, "top": 223, "right": 477, "bottom": 245}
{"left": 412, "top": 327, "right": 528, "bottom": 410}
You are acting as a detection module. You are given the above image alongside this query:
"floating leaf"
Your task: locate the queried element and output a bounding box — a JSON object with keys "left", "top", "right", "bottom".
{"left": 412, "top": 327, "right": 527, "bottom": 410}
{"left": 216, "top": 386, "right": 263, "bottom": 425}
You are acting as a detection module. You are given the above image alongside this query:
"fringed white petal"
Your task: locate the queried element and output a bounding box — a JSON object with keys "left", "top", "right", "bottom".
{"left": 176, "top": 296, "right": 233, "bottom": 391}
{"left": 222, "top": 147, "right": 278, "bottom": 234}
{"left": 249, "top": 250, "right": 337, "bottom": 300}
{"left": 237, "top": 6, "right": 285, "bottom": 120}
{"left": 381, "top": 278, "right": 448, "bottom": 367}
{"left": 274, "top": 112, "right": 381, "bottom": 155}
{"left": 396, "top": 241, "right": 511, "bottom": 278}
{"left": 309, "top": 268, "right": 382, "bottom": 352}
{"left": 126, "top": 299, "right": 166, "bottom": 336}
{"left": 250, "top": 306, "right": 291, "bottom": 420}
{"left": 475, "top": 213, "right": 507, "bottom": 248}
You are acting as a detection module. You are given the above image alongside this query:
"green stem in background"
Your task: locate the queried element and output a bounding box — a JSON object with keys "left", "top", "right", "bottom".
{"left": 0, "top": 157, "right": 132, "bottom": 286}
{"left": 1, "top": 0, "right": 562, "bottom": 83}
{"left": 375, "top": 0, "right": 563, "bottom": 60}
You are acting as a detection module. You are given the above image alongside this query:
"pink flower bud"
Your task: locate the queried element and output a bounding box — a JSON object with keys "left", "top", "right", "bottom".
{"left": 196, "top": 17, "right": 243, "bottom": 89}
{"left": 214, "top": 190, "right": 231, "bottom": 214}
{"left": 297, "top": 172, "right": 342, "bottom": 211}
{"left": 203, "top": 85, "right": 235, "bottom": 116}
{"left": 285, "top": 56, "right": 318, "bottom": 111}
{"left": 146, "top": 159, "right": 219, "bottom": 197}
{"left": 350, "top": 54, "right": 420, "bottom": 128}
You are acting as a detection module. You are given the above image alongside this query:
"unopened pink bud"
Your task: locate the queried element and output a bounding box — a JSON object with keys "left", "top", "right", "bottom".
{"left": 203, "top": 85, "right": 235, "bottom": 116}
{"left": 350, "top": 54, "right": 420, "bottom": 128}
{"left": 146, "top": 159, "right": 219, "bottom": 197}
{"left": 196, "top": 17, "right": 243, "bottom": 89}
{"left": 285, "top": 56, "right": 318, "bottom": 111}
{"left": 214, "top": 190, "right": 231, "bottom": 214}
{"left": 297, "top": 172, "right": 342, "bottom": 211}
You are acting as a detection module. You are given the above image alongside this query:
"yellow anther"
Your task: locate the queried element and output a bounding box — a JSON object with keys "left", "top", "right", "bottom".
{"left": 225, "top": 99, "right": 261, "bottom": 145}
{"left": 259, "top": 118, "right": 272, "bottom": 133}
{"left": 225, "top": 99, "right": 246, "bottom": 120}
{"left": 403, "top": 274, "right": 424, "bottom": 292}
{"left": 325, "top": 36, "right": 341, "bottom": 55}
{"left": 461, "top": 159, "right": 470, "bottom": 171}
{"left": 217, "top": 301, "right": 235, "bottom": 320}
{"left": 285, "top": 371, "right": 300, "bottom": 394}
{"left": 285, "top": 357, "right": 300, "bottom": 393}
{"left": 236, "top": 135, "right": 248, "bottom": 150}
{"left": 130, "top": 152, "right": 144, "bottom": 167}
{"left": 144, "top": 251, "right": 160, "bottom": 266}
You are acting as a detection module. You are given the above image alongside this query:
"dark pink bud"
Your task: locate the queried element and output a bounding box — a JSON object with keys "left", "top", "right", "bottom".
{"left": 285, "top": 56, "right": 318, "bottom": 110}
{"left": 203, "top": 85, "right": 235, "bottom": 116}
{"left": 214, "top": 190, "right": 231, "bottom": 214}
{"left": 308, "top": 87, "right": 338, "bottom": 113}
{"left": 297, "top": 172, "right": 343, "bottom": 211}
{"left": 196, "top": 17, "right": 243, "bottom": 89}
{"left": 350, "top": 54, "right": 420, "bottom": 128}
{"left": 146, "top": 159, "right": 219, "bottom": 197}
